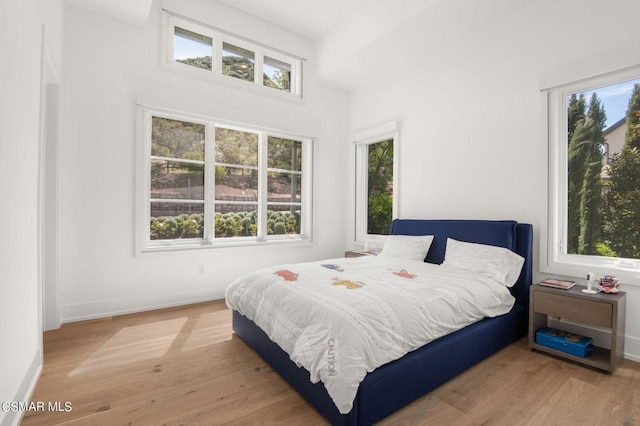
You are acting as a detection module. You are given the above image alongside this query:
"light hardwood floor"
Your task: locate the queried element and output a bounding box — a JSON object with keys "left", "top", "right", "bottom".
{"left": 23, "top": 300, "right": 640, "bottom": 425}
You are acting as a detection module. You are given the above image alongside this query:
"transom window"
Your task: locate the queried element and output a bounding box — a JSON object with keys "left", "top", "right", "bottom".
{"left": 164, "top": 13, "right": 302, "bottom": 98}
{"left": 173, "top": 26, "right": 213, "bottom": 71}
{"left": 137, "top": 106, "right": 313, "bottom": 252}
{"left": 544, "top": 65, "right": 640, "bottom": 283}
{"left": 222, "top": 43, "right": 255, "bottom": 83}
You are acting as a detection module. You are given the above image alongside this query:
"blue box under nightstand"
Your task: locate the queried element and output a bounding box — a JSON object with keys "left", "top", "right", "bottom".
{"left": 535, "top": 327, "right": 594, "bottom": 358}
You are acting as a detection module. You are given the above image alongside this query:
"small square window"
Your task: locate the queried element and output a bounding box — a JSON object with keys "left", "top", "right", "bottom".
{"left": 215, "top": 127, "right": 258, "bottom": 167}
{"left": 264, "top": 56, "right": 291, "bottom": 92}
{"left": 222, "top": 43, "right": 255, "bottom": 83}
{"left": 214, "top": 204, "right": 258, "bottom": 238}
{"left": 173, "top": 27, "right": 213, "bottom": 71}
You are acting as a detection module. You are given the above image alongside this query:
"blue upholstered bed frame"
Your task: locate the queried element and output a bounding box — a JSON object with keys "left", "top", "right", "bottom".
{"left": 232, "top": 219, "right": 533, "bottom": 425}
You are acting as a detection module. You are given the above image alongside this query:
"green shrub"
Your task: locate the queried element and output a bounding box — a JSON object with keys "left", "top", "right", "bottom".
{"left": 274, "top": 222, "right": 286, "bottom": 234}
{"left": 150, "top": 216, "right": 179, "bottom": 239}
{"left": 152, "top": 210, "right": 299, "bottom": 239}
{"left": 214, "top": 214, "right": 226, "bottom": 237}
{"left": 224, "top": 215, "right": 243, "bottom": 237}
{"left": 241, "top": 216, "right": 253, "bottom": 235}
{"left": 596, "top": 242, "right": 617, "bottom": 257}
{"left": 182, "top": 214, "right": 202, "bottom": 238}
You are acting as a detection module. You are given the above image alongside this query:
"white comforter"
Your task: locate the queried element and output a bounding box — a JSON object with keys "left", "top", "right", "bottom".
{"left": 225, "top": 256, "right": 515, "bottom": 414}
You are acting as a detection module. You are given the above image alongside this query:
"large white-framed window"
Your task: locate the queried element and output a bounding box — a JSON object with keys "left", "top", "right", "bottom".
{"left": 354, "top": 122, "right": 399, "bottom": 243}
{"left": 543, "top": 65, "right": 640, "bottom": 284}
{"left": 136, "top": 105, "right": 313, "bottom": 253}
{"left": 162, "top": 13, "right": 303, "bottom": 99}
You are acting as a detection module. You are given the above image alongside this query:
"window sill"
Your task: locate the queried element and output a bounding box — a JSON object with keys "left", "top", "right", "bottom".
{"left": 542, "top": 255, "right": 640, "bottom": 288}
{"left": 161, "top": 61, "right": 303, "bottom": 103}
{"left": 138, "top": 235, "right": 313, "bottom": 256}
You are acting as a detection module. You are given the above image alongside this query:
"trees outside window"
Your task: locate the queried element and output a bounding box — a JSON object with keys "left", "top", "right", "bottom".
{"left": 602, "top": 84, "right": 640, "bottom": 258}
{"left": 165, "top": 13, "right": 302, "bottom": 98}
{"left": 354, "top": 122, "right": 398, "bottom": 241}
{"left": 565, "top": 80, "right": 640, "bottom": 260}
{"left": 366, "top": 139, "right": 394, "bottom": 235}
{"left": 138, "top": 107, "right": 313, "bottom": 252}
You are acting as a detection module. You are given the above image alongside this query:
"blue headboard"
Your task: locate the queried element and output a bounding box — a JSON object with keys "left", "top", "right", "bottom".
{"left": 390, "top": 219, "right": 533, "bottom": 308}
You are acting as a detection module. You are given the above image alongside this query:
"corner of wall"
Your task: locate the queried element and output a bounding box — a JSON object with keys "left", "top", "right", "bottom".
{"left": 0, "top": 349, "right": 43, "bottom": 426}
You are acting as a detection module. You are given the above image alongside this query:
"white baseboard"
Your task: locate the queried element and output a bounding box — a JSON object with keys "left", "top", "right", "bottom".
{"left": 59, "top": 287, "right": 226, "bottom": 324}
{"left": 0, "top": 348, "right": 43, "bottom": 426}
{"left": 624, "top": 334, "right": 640, "bottom": 363}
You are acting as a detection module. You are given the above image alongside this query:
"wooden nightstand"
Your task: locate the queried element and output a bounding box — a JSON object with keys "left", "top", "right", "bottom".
{"left": 529, "top": 283, "right": 626, "bottom": 372}
{"left": 344, "top": 250, "right": 377, "bottom": 258}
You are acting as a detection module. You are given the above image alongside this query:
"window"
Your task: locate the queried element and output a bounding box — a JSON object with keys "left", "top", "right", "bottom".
{"left": 150, "top": 117, "right": 206, "bottom": 239}
{"left": 544, "top": 65, "right": 640, "bottom": 283}
{"left": 354, "top": 122, "right": 398, "bottom": 242}
{"left": 138, "top": 106, "right": 313, "bottom": 252}
{"left": 264, "top": 56, "right": 291, "bottom": 92}
{"left": 173, "top": 26, "right": 213, "bottom": 71}
{"left": 222, "top": 43, "right": 255, "bottom": 83}
{"left": 267, "top": 136, "right": 303, "bottom": 234}
{"left": 163, "top": 13, "right": 303, "bottom": 98}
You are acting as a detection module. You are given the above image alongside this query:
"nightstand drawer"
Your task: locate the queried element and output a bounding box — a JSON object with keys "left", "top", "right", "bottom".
{"left": 533, "top": 291, "right": 612, "bottom": 328}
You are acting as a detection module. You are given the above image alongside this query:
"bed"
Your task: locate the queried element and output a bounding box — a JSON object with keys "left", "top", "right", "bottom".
{"left": 227, "top": 219, "right": 533, "bottom": 425}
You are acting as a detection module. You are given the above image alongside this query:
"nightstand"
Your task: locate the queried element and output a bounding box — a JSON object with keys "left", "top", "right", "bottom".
{"left": 344, "top": 250, "right": 377, "bottom": 258}
{"left": 528, "top": 283, "right": 626, "bottom": 372}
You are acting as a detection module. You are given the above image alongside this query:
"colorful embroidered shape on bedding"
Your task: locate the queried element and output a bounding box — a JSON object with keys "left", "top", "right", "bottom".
{"left": 322, "top": 264, "right": 344, "bottom": 272}
{"left": 274, "top": 270, "right": 299, "bottom": 281}
{"left": 393, "top": 269, "right": 417, "bottom": 279}
{"left": 332, "top": 278, "right": 364, "bottom": 289}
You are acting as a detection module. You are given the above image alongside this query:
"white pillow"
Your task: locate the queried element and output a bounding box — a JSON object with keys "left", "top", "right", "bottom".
{"left": 378, "top": 235, "right": 434, "bottom": 261}
{"left": 363, "top": 236, "right": 385, "bottom": 253}
{"left": 442, "top": 238, "right": 524, "bottom": 287}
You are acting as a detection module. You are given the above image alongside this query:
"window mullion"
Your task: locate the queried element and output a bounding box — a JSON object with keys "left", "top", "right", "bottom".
{"left": 292, "top": 60, "right": 301, "bottom": 96}
{"left": 165, "top": 15, "right": 175, "bottom": 65}
{"left": 213, "top": 37, "right": 222, "bottom": 75}
{"left": 255, "top": 52, "right": 264, "bottom": 88}
{"left": 257, "top": 132, "right": 268, "bottom": 241}
{"left": 205, "top": 123, "right": 216, "bottom": 242}
{"left": 139, "top": 108, "right": 153, "bottom": 251}
{"left": 354, "top": 144, "right": 368, "bottom": 241}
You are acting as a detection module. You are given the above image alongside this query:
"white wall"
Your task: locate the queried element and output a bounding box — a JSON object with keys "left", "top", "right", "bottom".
{"left": 59, "top": 0, "right": 348, "bottom": 322}
{"left": 0, "top": 0, "right": 64, "bottom": 424}
{"left": 339, "top": 0, "right": 640, "bottom": 360}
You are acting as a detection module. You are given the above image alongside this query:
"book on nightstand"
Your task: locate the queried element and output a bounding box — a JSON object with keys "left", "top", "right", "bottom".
{"left": 538, "top": 278, "right": 576, "bottom": 290}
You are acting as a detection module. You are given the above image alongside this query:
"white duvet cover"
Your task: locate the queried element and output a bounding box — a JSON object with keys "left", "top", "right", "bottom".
{"left": 225, "top": 256, "right": 515, "bottom": 414}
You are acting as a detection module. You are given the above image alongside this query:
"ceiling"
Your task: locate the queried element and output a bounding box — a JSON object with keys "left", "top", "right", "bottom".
{"left": 216, "top": 0, "right": 368, "bottom": 40}
{"left": 67, "top": 0, "right": 368, "bottom": 39}
{"left": 66, "top": 0, "right": 153, "bottom": 26}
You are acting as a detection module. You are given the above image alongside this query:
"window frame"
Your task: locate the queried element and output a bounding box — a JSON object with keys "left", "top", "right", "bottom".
{"left": 543, "top": 65, "right": 640, "bottom": 285}
{"left": 136, "top": 105, "right": 314, "bottom": 254}
{"left": 353, "top": 122, "right": 399, "bottom": 243}
{"left": 167, "top": 18, "right": 217, "bottom": 74}
{"left": 162, "top": 13, "right": 303, "bottom": 99}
